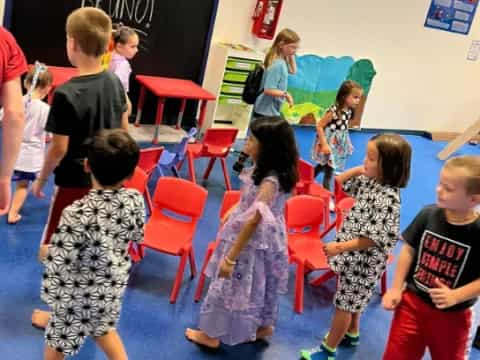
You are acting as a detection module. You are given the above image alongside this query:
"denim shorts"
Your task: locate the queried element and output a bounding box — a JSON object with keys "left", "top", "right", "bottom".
{"left": 12, "top": 170, "right": 37, "bottom": 182}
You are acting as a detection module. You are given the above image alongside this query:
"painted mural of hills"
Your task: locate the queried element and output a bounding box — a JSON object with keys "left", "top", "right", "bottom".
{"left": 281, "top": 55, "right": 376, "bottom": 124}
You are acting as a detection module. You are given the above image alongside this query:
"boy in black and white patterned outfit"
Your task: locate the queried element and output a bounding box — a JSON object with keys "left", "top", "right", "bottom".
{"left": 301, "top": 133, "right": 412, "bottom": 360}
{"left": 35, "top": 129, "right": 145, "bottom": 359}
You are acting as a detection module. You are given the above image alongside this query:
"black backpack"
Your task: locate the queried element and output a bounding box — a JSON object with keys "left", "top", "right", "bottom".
{"left": 241, "top": 65, "right": 264, "bottom": 105}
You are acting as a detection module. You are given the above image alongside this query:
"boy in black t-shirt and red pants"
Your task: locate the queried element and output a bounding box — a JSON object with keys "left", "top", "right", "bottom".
{"left": 31, "top": 7, "right": 128, "bottom": 246}
{"left": 382, "top": 155, "right": 480, "bottom": 360}
{"left": 31, "top": 7, "right": 128, "bottom": 334}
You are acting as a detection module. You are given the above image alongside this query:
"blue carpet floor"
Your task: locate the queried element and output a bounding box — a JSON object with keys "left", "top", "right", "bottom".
{"left": 0, "top": 127, "right": 479, "bottom": 359}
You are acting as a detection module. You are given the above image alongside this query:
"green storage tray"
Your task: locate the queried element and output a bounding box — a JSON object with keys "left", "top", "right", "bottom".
{"left": 226, "top": 57, "right": 260, "bottom": 71}
{"left": 221, "top": 82, "right": 245, "bottom": 95}
{"left": 218, "top": 94, "right": 244, "bottom": 105}
{"left": 223, "top": 70, "right": 249, "bottom": 83}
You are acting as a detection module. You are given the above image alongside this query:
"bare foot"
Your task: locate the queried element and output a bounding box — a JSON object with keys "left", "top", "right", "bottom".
{"left": 256, "top": 326, "right": 274, "bottom": 341}
{"left": 31, "top": 309, "right": 50, "bottom": 329}
{"left": 7, "top": 213, "right": 22, "bottom": 224}
{"left": 185, "top": 328, "right": 220, "bottom": 349}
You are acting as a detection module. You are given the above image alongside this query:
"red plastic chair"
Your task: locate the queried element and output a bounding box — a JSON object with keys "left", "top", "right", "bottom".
{"left": 308, "top": 182, "right": 333, "bottom": 232}
{"left": 194, "top": 190, "right": 241, "bottom": 302}
{"left": 124, "top": 167, "right": 150, "bottom": 262}
{"left": 334, "top": 177, "right": 349, "bottom": 203}
{"left": 138, "top": 147, "right": 164, "bottom": 213}
{"left": 140, "top": 177, "right": 208, "bottom": 303}
{"left": 286, "top": 195, "right": 330, "bottom": 313}
{"left": 295, "top": 159, "right": 315, "bottom": 195}
{"left": 182, "top": 128, "right": 238, "bottom": 190}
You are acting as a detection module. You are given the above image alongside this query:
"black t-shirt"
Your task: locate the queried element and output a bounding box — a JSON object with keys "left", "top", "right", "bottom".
{"left": 403, "top": 204, "right": 480, "bottom": 311}
{"left": 45, "top": 71, "right": 127, "bottom": 187}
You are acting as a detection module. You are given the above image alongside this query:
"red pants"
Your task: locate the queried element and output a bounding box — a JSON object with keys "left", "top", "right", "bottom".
{"left": 41, "top": 187, "right": 90, "bottom": 244}
{"left": 383, "top": 290, "right": 471, "bottom": 360}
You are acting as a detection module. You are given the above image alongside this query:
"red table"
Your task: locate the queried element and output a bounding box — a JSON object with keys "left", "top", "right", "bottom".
{"left": 134, "top": 75, "right": 216, "bottom": 144}
{"left": 46, "top": 66, "right": 78, "bottom": 104}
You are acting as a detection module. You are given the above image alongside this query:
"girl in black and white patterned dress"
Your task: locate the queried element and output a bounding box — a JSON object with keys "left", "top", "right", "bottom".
{"left": 312, "top": 81, "right": 363, "bottom": 194}
{"left": 301, "top": 133, "right": 412, "bottom": 360}
{"left": 34, "top": 129, "right": 145, "bottom": 359}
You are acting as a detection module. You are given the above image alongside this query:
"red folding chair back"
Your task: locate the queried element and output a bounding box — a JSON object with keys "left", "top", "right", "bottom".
{"left": 285, "top": 195, "right": 330, "bottom": 313}
{"left": 138, "top": 147, "right": 164, "bottom": 175}
{"left": 295, "top": 159, "right": 315, "bottom": 195}
{"left": 124, "top": 166, "right": 149, "bottom": 193}
{"left": 183, "top": 128, "right": 238, "bottom": 190}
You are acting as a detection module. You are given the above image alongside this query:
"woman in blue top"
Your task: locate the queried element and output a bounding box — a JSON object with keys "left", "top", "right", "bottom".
{"left": 234, "top": 28, "right": 300, "bottom": 172}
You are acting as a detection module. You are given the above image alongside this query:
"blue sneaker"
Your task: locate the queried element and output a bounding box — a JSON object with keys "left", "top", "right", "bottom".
{"left": 300, "top": 344, "right": 336, "bottom": 360}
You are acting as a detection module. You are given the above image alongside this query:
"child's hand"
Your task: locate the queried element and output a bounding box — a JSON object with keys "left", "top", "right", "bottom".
{"left": 31, "top": 178, "right": 46, "bottom": 198}
{"left": 323, "top": 242, "right": 343, "bottom": 256}
{"left": 429, "top": 278, "right": 459, "bottom": 309}
{"left": 218, "top": 258, "right": 235, "bottom": 279}
{"left": 285, "top": 93, "right": 294, "bottom": 108}
{"left": 382, "top": 288, "right": 403, "bottom": 310}
{"left": 38, "top": 245, "right": 49, "bottom": 262}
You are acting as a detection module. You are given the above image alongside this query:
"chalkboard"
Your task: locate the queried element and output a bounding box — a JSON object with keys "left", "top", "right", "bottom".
{"left": 9, "top": 0, "right": 218, "bottom": 126}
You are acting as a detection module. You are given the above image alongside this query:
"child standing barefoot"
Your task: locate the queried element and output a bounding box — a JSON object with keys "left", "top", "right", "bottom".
{"left": 186, "top": 116, "right": 298, "bottom": 348}
{"left": 3, "top": 62, "right": 52, "bottom": 224}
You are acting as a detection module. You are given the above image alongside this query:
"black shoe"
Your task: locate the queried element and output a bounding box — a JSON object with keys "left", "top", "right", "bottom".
{"left": 232, "top": 161, "right": 244, "bottom": 173}
{"left": 233, "top": 152, "right": 248, "bottom": 173}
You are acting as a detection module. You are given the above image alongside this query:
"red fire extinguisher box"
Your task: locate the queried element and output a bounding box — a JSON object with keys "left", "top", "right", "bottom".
{"left": 252, "top": 0, "right": 284, "bottom": 40}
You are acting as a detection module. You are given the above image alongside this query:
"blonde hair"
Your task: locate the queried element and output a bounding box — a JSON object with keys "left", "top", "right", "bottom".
{"left": 66, "top": 7, "right": 112, "bottom": 58}
{"left": 264, "top": 28, "right": 300, "bottom": 68}
{"left": 444, "top": 156, "right": 480, "bottom": 195}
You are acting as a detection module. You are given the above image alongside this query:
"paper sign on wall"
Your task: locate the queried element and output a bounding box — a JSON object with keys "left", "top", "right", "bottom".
{"left": 467, "top": 40, "right": 480, "bottom": 60}
{"left": 425, "top": 0, "right": 479, "bottom": 35}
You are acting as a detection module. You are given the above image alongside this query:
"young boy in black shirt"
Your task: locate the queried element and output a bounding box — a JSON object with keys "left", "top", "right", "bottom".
{"left": 31, "top": 7, "right": 128, "bottom": 245}
{"left": 383, "top": 156, "right": 480, "bottom": 360}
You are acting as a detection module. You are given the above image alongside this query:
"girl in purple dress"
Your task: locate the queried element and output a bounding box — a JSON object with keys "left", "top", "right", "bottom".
{"left": 186, "top": 116, "right": 299, "bottom": 348}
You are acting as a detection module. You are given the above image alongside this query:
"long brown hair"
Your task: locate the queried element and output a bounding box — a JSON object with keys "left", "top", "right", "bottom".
{"left": 250, "top": 117, "right": 299, "bottom": 193}
{"left": 334, "top": 80, "right": 362, "bottom": 118}
{"left": 370, "top": 133, "right": 412, "bottom": 188}
{"left": 264, "top": 28, "right": 300, "bottom": 68}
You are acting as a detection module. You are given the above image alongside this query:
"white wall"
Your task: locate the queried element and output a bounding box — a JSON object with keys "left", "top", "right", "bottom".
{"left": 0, "top": 0, "right": 5, "bottom": 25}
{"left": 211, "top": 0, "right": 480, "bottom": 133}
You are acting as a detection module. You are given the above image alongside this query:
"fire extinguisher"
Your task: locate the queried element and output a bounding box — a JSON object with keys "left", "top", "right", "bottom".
{"left": 252, "top": 0, "right": 283, "bottom": 40}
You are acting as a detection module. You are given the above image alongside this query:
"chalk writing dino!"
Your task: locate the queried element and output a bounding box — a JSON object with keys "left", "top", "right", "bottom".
{"left": 80, "top": 0, "right": 155, "bottom": 50}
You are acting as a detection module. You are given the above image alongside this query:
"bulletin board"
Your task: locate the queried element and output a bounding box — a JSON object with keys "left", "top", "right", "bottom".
{"left": 424, "top": 0, "right": 479, "bottom": 35}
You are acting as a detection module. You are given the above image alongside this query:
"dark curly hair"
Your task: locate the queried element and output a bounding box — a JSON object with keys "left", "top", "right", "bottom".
{"left": 250, "top": 117, "right": 299, "bottom": 193}
{"left": 87, "top": 129, "right": 139, "bottom": 186}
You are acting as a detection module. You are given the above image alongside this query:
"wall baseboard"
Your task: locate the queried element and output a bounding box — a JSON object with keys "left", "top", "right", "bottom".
{"left": 349, "top": 127, "right": 432, "bottom": 139}
{"left": 430, "top": 131, "right": 480, "bottom": 142}
{"left": 292, "top": 125, "right": 480, "bottom": 143}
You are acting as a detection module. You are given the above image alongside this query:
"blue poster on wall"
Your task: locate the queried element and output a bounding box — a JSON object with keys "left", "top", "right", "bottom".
{"left": 425, "top": 0, "right": 479, "bottom": 35}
